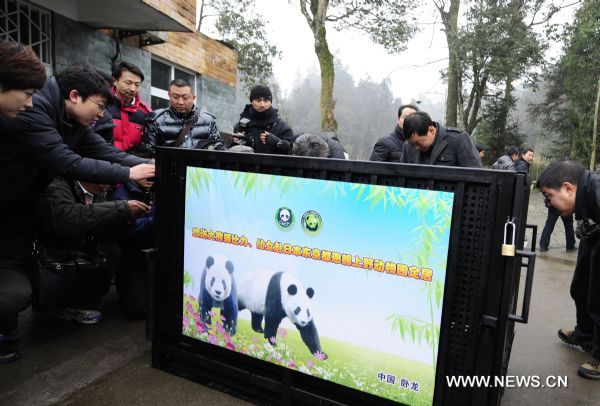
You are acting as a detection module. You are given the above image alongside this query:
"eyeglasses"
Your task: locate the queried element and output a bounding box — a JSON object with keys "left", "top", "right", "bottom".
{"left": 88, "top": 97, "right": 107, "bottom": 113}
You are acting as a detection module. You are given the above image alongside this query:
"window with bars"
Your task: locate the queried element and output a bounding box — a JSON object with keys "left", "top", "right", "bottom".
{"left": 151, "top": 58, "right": 198, "bottom": 110}
{"left": 0, "top": 0, "right": 52, "bottom": 69}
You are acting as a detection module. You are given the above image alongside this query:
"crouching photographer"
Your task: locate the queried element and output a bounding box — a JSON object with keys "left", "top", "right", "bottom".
{"left": 232, "top": 85, "right": 294, "bottom": 155}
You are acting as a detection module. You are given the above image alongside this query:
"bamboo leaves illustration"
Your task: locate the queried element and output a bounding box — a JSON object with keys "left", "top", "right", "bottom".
{"left": 187, "top": 168, "right": 213, "bottom": 199}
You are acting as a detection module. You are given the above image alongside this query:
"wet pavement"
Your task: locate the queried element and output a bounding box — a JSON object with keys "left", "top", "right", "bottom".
{"left": 0, "top": 190, "right": 597, "bottom": 405}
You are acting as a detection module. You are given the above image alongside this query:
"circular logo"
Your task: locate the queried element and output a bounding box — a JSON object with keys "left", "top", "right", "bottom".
{"left": 301, "top": 210, "right": 323, "bottom": 236}
{"left": 275, "top": 207, "right": 294, "bottom": 231}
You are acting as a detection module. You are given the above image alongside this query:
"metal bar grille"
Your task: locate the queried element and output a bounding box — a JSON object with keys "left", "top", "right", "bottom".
{"left": 0, "top": 0, "right": 51, "bottom": 68}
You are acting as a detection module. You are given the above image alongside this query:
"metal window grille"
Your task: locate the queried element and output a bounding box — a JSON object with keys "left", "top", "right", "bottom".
{"left": 0, "top": 0, "right": 52, "bottom": 69}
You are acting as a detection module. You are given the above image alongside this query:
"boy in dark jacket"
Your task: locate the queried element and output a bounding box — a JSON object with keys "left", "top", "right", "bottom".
{"left": 36, "top": 178, "right": 151, "bottom": 323}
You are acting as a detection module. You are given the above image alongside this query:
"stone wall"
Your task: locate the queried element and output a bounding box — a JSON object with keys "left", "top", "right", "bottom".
{"left": 53, "top": 14, "right": 152, "bottom": 102}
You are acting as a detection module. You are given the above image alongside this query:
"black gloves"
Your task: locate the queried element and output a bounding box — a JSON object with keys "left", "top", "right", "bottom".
{"left": 265, "top": 132, "right": 281, "bottom": 146}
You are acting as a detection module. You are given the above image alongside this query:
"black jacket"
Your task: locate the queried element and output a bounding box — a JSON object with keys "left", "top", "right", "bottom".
{"left": 323, "top": 135, "right": 346, "bottom": 159}
{"left": 492, "top": 155, "right": 517, "bottom": 171}
{"left": 0, "top": 77, "right": 147, "bottom": 211}
{"left": 233, "top": 105, "right": 294, "bottom": 155}
{"left": 142, "top": 106, "right": 224, "bottom": 155}
{"left": 370, "top": 125, "right": 404, "bottom": 162}
{"left": 400, "top": 123, "right": 482, "bottom": 168}
{"left": 514, "top": 158, "right": 530, "bottom": 173}
{"left": 575, "top": 171, "right": 600, "bottom": 224}
{"left": 37, "top": 177, "right": 132, "bottom": 249}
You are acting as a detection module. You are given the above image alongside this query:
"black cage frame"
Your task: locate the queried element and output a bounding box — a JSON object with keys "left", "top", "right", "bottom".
{"left": 151, "top": 148, "right": 533, "bottom": 406}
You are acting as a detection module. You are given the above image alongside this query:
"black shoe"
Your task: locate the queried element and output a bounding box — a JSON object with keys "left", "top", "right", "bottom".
{"left": 0, "top": 331, "right": 21, "bottom": 364}
{"left": 539, "top": 246, "right": 548, "bottom": 252}
{"left": 566, "top": 246, "right": 577, "bottom": 252}
{"left": 558, "top": 328, "right": 593, "bottom": 352}
{"left": 578, "top": 357, "right": 600, "bottom": 379}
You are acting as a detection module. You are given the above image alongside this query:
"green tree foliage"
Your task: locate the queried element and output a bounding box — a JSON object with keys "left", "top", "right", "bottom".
{"left": 476, "top": 92, "right": 526, "bottom": 163}
{"left": 201, "top": 0, "right": 280, "bottom": 91}
{"left": 531, "top": 0, "right": 599, "bottom": 164}
{"left": 458, "top": 0, "right": 547, "bottom": 135}
{"left": 296, "top": 0, "right": 418, "bottom": 132}
{"left": 280, "top": 61, "right": 402, "bottom": 160}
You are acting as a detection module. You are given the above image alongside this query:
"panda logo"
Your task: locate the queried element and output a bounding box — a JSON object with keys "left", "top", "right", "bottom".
{"left": 198, "top": 255, "right": 238, "bottom": 335}
{"left": 301, "top": 210, "right": 323, "bottom": 236}
{"left": 238, "top": 271, "right": 327, "bottom": 359}
{"left": 275, "top": 207, "right": 294, "bottom": 231}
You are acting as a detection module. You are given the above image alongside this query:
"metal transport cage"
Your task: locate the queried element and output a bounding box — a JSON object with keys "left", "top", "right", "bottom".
{"left": 150, "top": 148, "right": 535, "bottom": 405}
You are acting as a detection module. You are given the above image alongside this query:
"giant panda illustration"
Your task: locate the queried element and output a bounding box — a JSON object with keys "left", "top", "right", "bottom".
{"left": 238, "top": 271, "right": 327, "bottom": 358}
{"left": 199, "top": 255, "right": 238, "bottom": 335}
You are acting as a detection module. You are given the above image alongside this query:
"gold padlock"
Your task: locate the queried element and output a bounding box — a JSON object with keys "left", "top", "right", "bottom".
{"left": 502, "top": 219, "right": 516, "bottom": 257}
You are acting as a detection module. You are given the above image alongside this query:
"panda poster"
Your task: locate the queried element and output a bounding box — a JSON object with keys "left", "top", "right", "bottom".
{"left": 182, "top": 166, "right": 454, "bottom": 405}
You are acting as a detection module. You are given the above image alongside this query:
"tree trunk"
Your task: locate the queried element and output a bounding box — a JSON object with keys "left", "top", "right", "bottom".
{"left": 314, "top": 25, "right": 337, "bottom": 132}
{"left": 591, "top": 77, "right": 600, "bottom": 171}
{"left": 439, "top": 0, "right": 461, "bottom": 127}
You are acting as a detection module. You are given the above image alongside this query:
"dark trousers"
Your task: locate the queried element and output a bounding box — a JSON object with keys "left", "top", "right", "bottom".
{"left": 571, "top": 237, "right": 600, "bottom": 358}
{"left": 0, "top": 257, "right": 32, "bottom": 335}
{"left": 539, "top": 208, "right": 576, "bottom": 249}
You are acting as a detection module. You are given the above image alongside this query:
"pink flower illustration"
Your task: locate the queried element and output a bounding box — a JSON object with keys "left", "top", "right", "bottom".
{"left": 306, "top": 360, "right": 315, "bottom": 368}
{"left": 226, "top": 342, "right": 235, "bottom": 351}
{"left": 287, "top": 360, "right": 297, "bottom": 369}
{"left": 314, "top": 351, "right": 327, "bottom": 361}
{"left": 269, "top": 337, "right": 277, "bottom": 345}
{"left": 277, "top": 327, "right": 288, "bottom": 338}
{"left": 208, "top": 334, "right": 218, "bottom": 345}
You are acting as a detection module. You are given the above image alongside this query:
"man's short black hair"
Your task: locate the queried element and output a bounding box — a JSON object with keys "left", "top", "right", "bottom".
{"left": 397, "top": 104, "right": 419, "bottom": 118}
{"left": 169, "top": 78, "right": 193, "bottom": 92}
{"left": 292, "top": 133, "right": 329, "bottom": 157}
{"left": 537, "top": 159, "right": 586, "bottom": 190}
{"left": 56, "top": 64, "right": 112, "bottom": 103}
{"left": 475, "top": 143, "right": 486, "bottom": 153}
{"left": 112, "top": 61, "right": 144, "bottom": 82}
{"left": 506, "top": 146, "right": 519, "bottom": 156}
{"left": 521, "top": 147, "right": 534, "bottom": 155}
{"left": 402, "top": 111, "right": 433, "bottom": 138}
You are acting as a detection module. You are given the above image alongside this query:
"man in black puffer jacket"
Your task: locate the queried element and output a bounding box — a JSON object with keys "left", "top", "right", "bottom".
{"left": 232, "top": 85, "right": 294, "bottom": 155}
{"left": 370, "top": 104, "right": 418, "bottom": 162}
{"left": 142, "top": 79, "right": 225, "bottom": 156}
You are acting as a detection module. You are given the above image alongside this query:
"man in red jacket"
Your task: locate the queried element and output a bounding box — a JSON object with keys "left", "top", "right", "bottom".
{"left": 106, "top": 61, "right": 151, "bottom": 153}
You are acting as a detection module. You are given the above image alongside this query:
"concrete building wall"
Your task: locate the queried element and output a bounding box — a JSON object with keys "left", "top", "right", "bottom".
{"left": 52, "top": 13, "right": 237, "bottom": 127}
{"left": 53, "top": 14, "right": 153, "bottom": 102}
{"left": 198, "top": 75, "right": 238, "bottom": 133}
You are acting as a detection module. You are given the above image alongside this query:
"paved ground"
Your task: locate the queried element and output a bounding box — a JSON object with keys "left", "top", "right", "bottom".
{"left": 0, "top": 190, "right": 597, "bottom": 405}
{"left": 502, "top": 190, "right": 596, "bottom": 405}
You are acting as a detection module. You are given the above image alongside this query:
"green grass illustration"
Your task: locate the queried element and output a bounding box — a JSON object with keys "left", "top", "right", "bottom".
{"left": 183, "top": 294, "right": 434, "bottom": 405}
